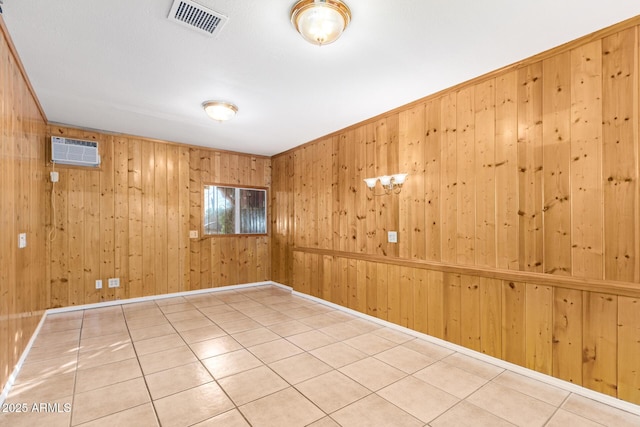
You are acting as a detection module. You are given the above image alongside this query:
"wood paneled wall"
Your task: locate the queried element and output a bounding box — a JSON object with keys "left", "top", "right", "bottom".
{"left": 48, "top": 126, "right": 271, "bottom": 307}
{"left": 0, "top": 18, "right": 48, "bottom": 393}
{"left": 271, "top": 19, "right": 640, "bottom": 404}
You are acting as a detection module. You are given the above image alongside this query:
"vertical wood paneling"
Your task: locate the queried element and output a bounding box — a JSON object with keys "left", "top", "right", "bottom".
{"left": 571, "top": 40, "right": 604, "bottom": 280}
{"left": 543, "top": 52, "right": 572, "bottom": 276}
{"left": 602, "top": 28, "right": 638, "bottom": 282}
{"left": 495, "top": 71, "right": 519, "bottom": 270}
{"left": 456, "top": 88, "right": 475, "bottom": 265}
{"left": 582, "top": 292, "right": 618, "bottom": 396}
{"left": 424, "top": 99, "right": 441, "bottom": 261}
{"left": 460, "top": 274, "right": 480, "bottom": 351}
{"left": 443, "top": 272, "right": 461, "bottom": 345}
{"left": 479, "top": 277, "right": 502, "bottom": 358}
{"left": 474, "top": 79, "right": 496, "bottom": 268}
{"left": 440, "top": 93, "right": 457, "bottom": 262}
{"left": 517, "top": 63, "right": 544, "bottom": 273}
{"left": 618, "top": 297, "right": 640, "bottom": 403}
{"left": 502, "top": 281, "right": 526, "bottom": 365}
{"left": 553, "top": 288, "right": 583, "bottom": 385}
{"left": 128, "top": 139, "right": 143, "bottom": 297}
{"left": 525, "top": 284, "right": 553, "bottom": 374}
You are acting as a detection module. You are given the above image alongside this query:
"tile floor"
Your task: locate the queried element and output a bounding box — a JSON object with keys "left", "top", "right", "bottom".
{"left": 1, "top": 285, "right": 639, "bottom": 427}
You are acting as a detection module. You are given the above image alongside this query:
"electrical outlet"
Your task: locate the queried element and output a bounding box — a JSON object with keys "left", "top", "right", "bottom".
{"left": 108, "top": 278, "right": 120, "bottom": 288}
{"left": 18, "top": 233, "right": 27, "bottom": 248}
{"left": 388, "top": 231, "right": 398, "bottom": 243}
{"left": 189, "top": 230, "right": 198, "bottom": 239}
{"left": 95, "top": 280, "right": 102, "bottom": 289}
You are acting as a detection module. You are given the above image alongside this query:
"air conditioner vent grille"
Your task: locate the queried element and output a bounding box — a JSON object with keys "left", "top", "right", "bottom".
{"left": 168, "top": 0, "right": 228, "bottom": 37}
{"left": 51, "top": 136, "right": 100, "bottom": 167}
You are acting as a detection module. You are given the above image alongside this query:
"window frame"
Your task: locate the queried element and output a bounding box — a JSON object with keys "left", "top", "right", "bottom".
{"left": 202, "top": 183, "right": 269, "bottom": 237}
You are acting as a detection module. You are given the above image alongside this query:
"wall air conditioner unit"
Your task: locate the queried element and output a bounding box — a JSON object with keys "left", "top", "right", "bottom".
{"left": 51, "top": 136, "right": 101, "bottom": 167}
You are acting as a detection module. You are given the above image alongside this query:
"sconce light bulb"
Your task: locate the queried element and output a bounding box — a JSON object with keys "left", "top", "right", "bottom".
{"left": 392, "top": 173, "right": 408, "bottom": 185}
{"left": 379, "top": 175, "right": 392, "bottom": 186}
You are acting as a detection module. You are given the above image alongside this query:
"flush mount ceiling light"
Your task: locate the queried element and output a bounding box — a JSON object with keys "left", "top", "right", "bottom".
{"left": 290, "top": 0, "right": 351, "bottom": 46}
{"left": 202, "top": 101, "right": 238, "bottom": 121}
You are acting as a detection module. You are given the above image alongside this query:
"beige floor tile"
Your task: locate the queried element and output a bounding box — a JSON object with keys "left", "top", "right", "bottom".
{"left": 206, "top": 310, "right": 248, "bottom": 323}
{"left": 165, "top": 309, "right": 206, "bottom": 323}
{"left": 202, "top": 348, "right": 263, "bottom": 379}
{"left": 129, "top": 323, "right": 176, "bottom": 342}
{"left": 186, "top": 296, "right": 226, "bottom": 310}
{"left": 344, "top": 318, "right": 383, "bottom": 334}
{"left": 299, "top": 313, "right": 344, "bottom": 328}
{"left": 138, "top": 345, "right": 198, "bottom": 375}
{"left": 199, "top": 304, "right": 236, "bottom": 317}
{"left": 319, "top": 322, "right": 364, "bottom": 340}
{"left": 218, "top": 365, "right": 289, "bottom": 406}
{"left": 331, "top": 393, "right": 422, "bottom": 427}
{"left": 79, "top": 331, "right": 131, "bottom": 353}
{"left": 32, "top": 329, "right": 80, "bottom": 348}
{"left": 374, "top": 345, "right": 434, "bottom": 373}
{"left": 219, "top": 318, "right": 263, "bottom": 334}
{"left": 310, "top": 342, "right": 367, "bottom": 368}
{"left": 171, "top": 317, "right": 215, "bottom": 332}
{"left": 77, "top": 342, "right": 137, "bottom": 370}
{"left": 17, "top": 354, "right": 78, "bottom": 382}
{"left": 47, "top": 311, "right": 84, "bottom": 321}
{"left": 72, "top": 377, "right": 150, "bottom": 425}
{"left": 232, "top": 327, "right": 281, "bottom": 347}
{"left": 146, "top": 361, "right": 213, "bottom": 400}
{"left": 123, "top": 307, "right": 164, "bottom": 321}
{"left": 297, "top": 370, "right": 370, "bottom": 413}
{"left": 253, "top": 312, "right": 295, "bottom": 326}
{"left": 430, "top": 401, "right": 516, "bottom": 427}
{"left": 401, "top": 338, "right": 455, "bottom": 360}
{"left": 133, "top": 333, "right": 185, "bottom": 356}
{"left": 283, "top": 306, "right": 321, "bottom": 319}
{"left": 339, "top": 357, "right": 406, "bottom": 391}
{"left": 77, "top": 403, "right": 159, "bottom": 427}
{"left": 155, "top": 296, "right": 188, "bottom": 306}
{"left": 0, "top": 397, "right": 72, "bottom": 427}
{"left": 122, "top": 301, "right": 159, "bottom": 313}
{"left": 75, "top": 357, "right": 142, "bottom": 393}
{"left": 562, "top": 394, "right": 640, "bottom": 427}
{"left": 269, "top": 353, "right": 332, "bottom": 384}
{"left": 413, "top": 360, "right": 488, "bottom": 398}
{"left": 371, "top": 327, "right": 415, "bottom": 344}
{"left": 441, "top": 352, "right": 504, "bottom": 380}
{"left": 39, "top": 318, "right": 82, "bottom": 333}
{"left": 193, "top": 409, "right": 250, "bottom": 426}
{"left": 179, "top": 324, "right": 227, "bottom": 344}
{"left": 266, "top": 320, "right": 313, "bottom": 337}
{"left": 83, "top": 306, "right": 123, "bottom": 318}
{"left": 343, "top": 332, "right": 396, "bottom": 355}
{"left": 24, "top": 341, "right": 79, "bottom": 363}
{"left": 286, "top": 330, "right": 337, "bottom": 351}
{"left": 190, "top": 335, "right": 243, "bottom": 359}
{"left": 378, "top": 375, "right": 458, "bottom": 423}
{"left": 545, "top": 408, "right": 603, "bottom": 427}
{"left": 159, "top": 302, "right": 196, "bottom": 314}
{"left": 493, "top": 371, "right": 569, "bottom": 406}
{"left": 239, "top": 387, "right": 325, "bottom": 427}
{"left": 248, "top": 338, "right": 303, "bottom": 363}
{"left": 81, "top": 322, "right": 129, "bottom": 339}
{"left": 307, "top": 417, "right": 342, "bottom": 427}
{"left": 466, "top": 382, "right": 556, "bottom": 427}
{"left": 7, "top": 371, "right": 75, "bottom": 403}
{"left": 126, "top": 314, "right": 170, "bottom": 330}
{"left": 153, "top": 382, "right": 234, "bottom": 427}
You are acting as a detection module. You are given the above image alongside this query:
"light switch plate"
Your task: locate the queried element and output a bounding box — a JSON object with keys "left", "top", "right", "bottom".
{"left": 108, "top": 278, "right": 120, "bottom": 288}
{"left": 388, "top": 231, "right": 398, "bottom": 243}
{"left": 18, "top": 233, "right": 27, "bottom": 248}
{"left": 189, "top": 230, "right": 199, "bottom": 239}
{"left": 96, "top": 280, "right": 102, "bottom": 289}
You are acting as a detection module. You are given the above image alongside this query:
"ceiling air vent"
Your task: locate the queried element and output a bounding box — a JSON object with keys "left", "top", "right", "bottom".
{"left": 168, "top": 0, "right": 228, "bottom": 37}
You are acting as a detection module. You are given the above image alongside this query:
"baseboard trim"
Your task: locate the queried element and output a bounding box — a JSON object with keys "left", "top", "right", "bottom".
{"left": 283, "top": 285, "right": 640, "bottom": 417}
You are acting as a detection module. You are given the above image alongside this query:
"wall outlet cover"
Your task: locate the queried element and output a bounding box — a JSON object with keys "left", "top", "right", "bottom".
{"left": 18, "top": 233, "right": 27, "bottom": 248}
{"left": 388, "top": 231, "right": 398, "bottom": 243}
{"left": 189, "top": 230, "right": 199, "bottom": 239}
{"left": 96, "top": 279, "right": 102, "bottom": 289}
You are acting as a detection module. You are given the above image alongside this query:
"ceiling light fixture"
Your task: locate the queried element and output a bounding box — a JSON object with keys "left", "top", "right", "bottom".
{"left": 290, "top": 0, "right": 351, "bottom": 46}
{"left": 203, "top": 101, "right": 238, "bottom": 121}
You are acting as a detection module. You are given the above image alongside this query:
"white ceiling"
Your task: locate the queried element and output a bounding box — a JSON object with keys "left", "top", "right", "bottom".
{"left": 3, "top": 1, "right": 640, "bottom": 156}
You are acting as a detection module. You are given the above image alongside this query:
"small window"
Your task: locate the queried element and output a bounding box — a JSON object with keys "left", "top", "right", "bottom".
{"left": 203, "top": 185, "right": 267, "bottom": 235}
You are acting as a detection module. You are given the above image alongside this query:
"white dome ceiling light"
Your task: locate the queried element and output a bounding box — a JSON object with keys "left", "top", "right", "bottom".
{"left": 290, "top": 0, "right": 352, "bottom": 46}
{"left": 202, "top": 101, "right": 238, "bottom": 122}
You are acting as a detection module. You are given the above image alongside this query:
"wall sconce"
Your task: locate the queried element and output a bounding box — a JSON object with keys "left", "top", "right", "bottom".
{"left": 363, "top": 173, "right": 408, "bottom": 196}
